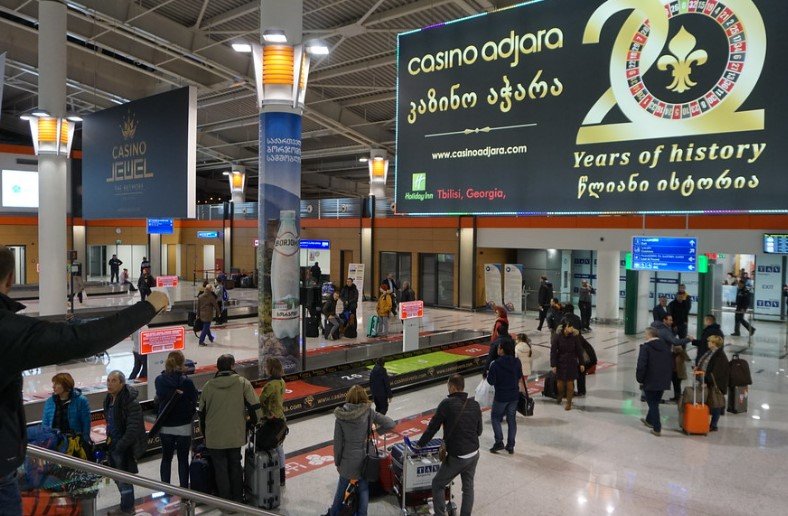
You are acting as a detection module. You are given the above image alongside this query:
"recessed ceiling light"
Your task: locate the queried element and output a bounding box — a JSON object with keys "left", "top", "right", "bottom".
{"left": 232, "top": 43, "right": 252, "bottom": 53}
{"left": 32, "top": 110, "right": 50, "bottom": 117}
{"left": 358, "top": 157, "right": 369, "bottom": 163}
{"left": 19, "top": 115, "right": 32, "bottom": 121}
{"left": 306, "top": 43, "right": 329, "bottom": 55}
{"left": 262, "top": 29, "right": 287, "bottom": 44}
{"left": 66, "top": 115, "right": 83, "bottom": 122}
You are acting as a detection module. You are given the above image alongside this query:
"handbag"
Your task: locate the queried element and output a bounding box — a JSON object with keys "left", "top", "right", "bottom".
{"left": 438, "top": 398, "right": 469, "bottom": 462}
{"left": 707, "top": 373, "right": 726, "bottom": 409}
{"left": 361, "top": 412, "right": 381, "bottom": 483}
{"left": 517, "top": 378, "right": 535, "bottom": 417}
{"left": 255, "top": 418, "right": 289, "bottom": 451}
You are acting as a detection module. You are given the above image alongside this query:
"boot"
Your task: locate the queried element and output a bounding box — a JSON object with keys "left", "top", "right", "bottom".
{"left": 280, "top": 467, "right": 286, "bottom": 487}
{"left": 556, "top": 380, "right": 565, "bottom": 405}
{"left": 565, "top": 380, "right": 574, "bottom": 411}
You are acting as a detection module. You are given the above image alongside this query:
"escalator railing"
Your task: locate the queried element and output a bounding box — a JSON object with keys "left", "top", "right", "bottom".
{"left": 25, "top": 445, "right": 276, "bottom": 515}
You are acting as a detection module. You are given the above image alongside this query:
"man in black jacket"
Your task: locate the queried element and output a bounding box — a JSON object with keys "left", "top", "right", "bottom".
{"left": 636, "top": 327, "right": 672, "bottom": 436}
{"left": 109, "top": 254, "right": 123, "bottom": 284}
{"left": 369, "top": 357, "right": 393, "bottom": 415}
{"left": 652, "top": 296, "right": 668, "bottom": 322}
{"left": 104, "top": 371, "right": 147, "bottom": 515}
{"left": 339, "top": 278, "right": 359, "bottom": 314}
{"left": 416, "top": 374, "right": 482, "bottom": 516}
{"left": 732, "top": 280, "right": 756, "bottom": 336}
{"left": 692, "top": 314, "right": 724, "bottom": 365}
{"left": 536, "top": 276, "right": 553, "bottom": 331}
{"left": 0, "top": 246, "right": 167, "bottom": 513}
{"left": 668, "top": 285, "right": 692, "bottom": 339}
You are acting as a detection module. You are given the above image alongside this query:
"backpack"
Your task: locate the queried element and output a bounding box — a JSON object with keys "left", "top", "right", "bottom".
{"left": 728, "top": 353, "right": 752, "bottom": 386}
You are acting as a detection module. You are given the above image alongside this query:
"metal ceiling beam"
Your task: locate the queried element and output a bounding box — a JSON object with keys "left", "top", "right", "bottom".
{"left": 310, "top": 54, "right": 395, "bottom": 82}
{"left": 302, "top": 145, "right": 369, "bottom": 160}
{"left": 340, "top": 91, "right": 396, "bottom": 107}
{"left": 200, "top": 1, "right": 257, "bottom": 29}
{"left": 452, "top": 0, "right": 479, "bottom": 15}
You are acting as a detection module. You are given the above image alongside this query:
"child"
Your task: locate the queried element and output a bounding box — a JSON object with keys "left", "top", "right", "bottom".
{"left": 376, "top": 283, "right": 393, "bottom": 337}
{"left": 515, "top": 333, "right": 533, "bottom": 392}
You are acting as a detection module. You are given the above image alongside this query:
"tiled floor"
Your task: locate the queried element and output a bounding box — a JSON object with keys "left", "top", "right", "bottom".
{"left": 19, "top": 286, "right": 787, "bottom": 515}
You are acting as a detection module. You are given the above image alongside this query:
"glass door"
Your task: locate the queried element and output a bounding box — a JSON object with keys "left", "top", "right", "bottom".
{"left": 7, "top": 246, "right": 25, "bottom": 284}
{"left": 420, "top": 254, "right": 437, "bottom": 305}
{"left": 437, "top": 253, "right": 455, "bottom": 306}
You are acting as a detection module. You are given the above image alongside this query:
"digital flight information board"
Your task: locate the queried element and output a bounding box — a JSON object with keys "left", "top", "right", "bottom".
{"left": 632, "top": 237, "right": 698, "bottom": 272}
{"left": 764, "top": 234, "right": 788, "bottom": 254}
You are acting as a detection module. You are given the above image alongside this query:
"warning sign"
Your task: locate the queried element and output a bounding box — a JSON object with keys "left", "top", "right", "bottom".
{"left": 140, "top": 326, "right": 185, "bottom": 355}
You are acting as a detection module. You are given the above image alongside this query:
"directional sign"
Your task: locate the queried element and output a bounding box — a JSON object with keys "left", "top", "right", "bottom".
{"left": 632, "top": 237, "right": 699, "bottom": 273}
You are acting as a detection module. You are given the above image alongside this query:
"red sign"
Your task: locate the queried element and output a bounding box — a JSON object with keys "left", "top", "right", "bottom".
{"left": 155, "top": 275, "right": 179, "bottom": 287}
{"left": 140, "top": 326, "right": 185, "bottom": 355}
{"left": 399, "top": 300, "right": 424, "bottom": 320}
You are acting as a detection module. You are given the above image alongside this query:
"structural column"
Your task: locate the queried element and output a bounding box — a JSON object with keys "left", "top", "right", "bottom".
{"left": 37, "top": 0, "right": 68, "bottom": 315}
{"left": 595, "top": 249, "right": 621, "bottom": 324}
{"left": 257, "top": 0, "right": 306, "bottom": 375}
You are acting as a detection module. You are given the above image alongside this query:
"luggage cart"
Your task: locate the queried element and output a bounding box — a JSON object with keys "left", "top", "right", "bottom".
{"left": 391, "top": 438, "right": 455, "bottom": 515}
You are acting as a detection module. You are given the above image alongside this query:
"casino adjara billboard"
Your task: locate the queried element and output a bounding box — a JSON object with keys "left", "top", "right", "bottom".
{"left": 396, "top": 0, "right": 787, "bottom": 215}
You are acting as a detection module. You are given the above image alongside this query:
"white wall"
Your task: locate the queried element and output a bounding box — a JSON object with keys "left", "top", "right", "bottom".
{"left": 478, "top": 228, "right": 779, "bottom": 255}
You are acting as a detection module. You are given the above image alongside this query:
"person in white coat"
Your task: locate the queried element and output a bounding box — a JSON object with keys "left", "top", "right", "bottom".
{"left": 515, "top": 333, "right": 533, "bottom": 393}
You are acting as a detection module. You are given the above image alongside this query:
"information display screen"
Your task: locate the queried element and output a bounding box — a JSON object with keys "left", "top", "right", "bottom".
{"left": 764, "top": 234, "right": 788, "bottom": 254}
{"left": 1, "top": 170, "right": 38, "bottom": 208}
{"left": 197, "top": 231, "right": 219, "bottom": 239}
{"left": 632, "top": 237, "right": 698, "bottom": 272}
{"left": 395, "top": 0, "right": 788, "bottom": 215}
{"left": 147, "top": 218, "right": 174, "bottom": 234}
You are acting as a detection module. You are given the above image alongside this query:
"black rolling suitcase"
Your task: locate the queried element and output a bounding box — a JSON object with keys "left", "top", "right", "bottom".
{"left": 305, "top": 316, "right": 320, "bottom": 338}
{"left": 542, "top": 371, "right": 558, "bottom": 399}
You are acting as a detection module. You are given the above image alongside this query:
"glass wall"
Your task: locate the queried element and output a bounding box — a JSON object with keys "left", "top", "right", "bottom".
{"left": 420, "top": 253, "right": 455, "bottom": 307}
{"left": 380, "top": 251, "right": 412, "bottom": 287}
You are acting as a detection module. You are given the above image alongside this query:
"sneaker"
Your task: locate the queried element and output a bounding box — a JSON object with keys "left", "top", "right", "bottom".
{"left": 750, "top": 328, "right": 756, "bottom": 336}
{"left": 506, "top": 447, "right": 514, "bottom": 455}
{"left": 641, "top": 418, "right": 653, "bottom": 429}
{"left": 730, "top": 332, "right": 741, "bottom": 336}
{"left": 489, "top": 443, "right": 505, "bottom": 454}
{"left": 668, "top": 397, "right": 679, "bottom": 402}
{"left": 199, "top": 342, "right": 207, "bottom": 347}
{"left": 651, "top": 429, "right": 661, "bottom": 436}
{"left": 710, "top": 426, "right": 719, "bottom": 432}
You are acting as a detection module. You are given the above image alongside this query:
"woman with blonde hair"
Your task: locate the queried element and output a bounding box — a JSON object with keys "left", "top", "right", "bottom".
{"left": 154, "top": 350, "right": 198, "bottom": 487}
{"left": 328, "top": 385, "right": 395, "bottom": 515}
{"left": 259, "top": 357, "right": 287, "bottom": 487}
{"left": 696, "top": 335, "right": 730, "bottom": 431}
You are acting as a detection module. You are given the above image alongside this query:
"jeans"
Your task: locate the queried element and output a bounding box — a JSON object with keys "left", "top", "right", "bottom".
{"left": 672, "top": 373, "right": 682, "bottom": 399}
{"left": 329, "top": 477, "right": 369, "bottom": 516}
{"left": 432, "top": 453, "right": 479, "bottom": 516}
{"left": 644, "top": 390, "right": 663, "bottom": 432}
{"left": 711, "top": 407, "right": 723, "bottom": 429}
{"left": 208, "top": 447, "right": 243, "bottom": 502}
{"left": 199, "top": 321, "right": 214, "bottom": 344}
{"left": 326, "top": 316, "right": 340, "bottom": 338}
{"left": 734, "top": 312, "right": 753, "bottom": 333}
{"left": 111, "top": 269, "right": 119, "bottom": 283}
{"left": 129, "top": 352, "right": 148, "bottom": 380}
{"left": 109, "top": 447, "right": 138, "bottom": 513}
{"left": 160, "top": 433, "right": 191, "bottom": 488}
{"left": 377, "top": 316, "right": 389, "bottom": 336}
{"left": 537, "top": 305, "right": 549, "bottom": 329}
{"left": 0, "top": 471, "right": 21, "bottom": 515}
{"left": 579, "top": 301, "right": 592, "bottom": 329}
{"left": 491, "top": 400, "right": 518, "bottom": 449}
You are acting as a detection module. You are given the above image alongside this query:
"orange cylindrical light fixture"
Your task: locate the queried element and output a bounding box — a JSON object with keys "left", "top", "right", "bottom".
{"left": 262, "top": 45, "right": 294, "bottom": 86}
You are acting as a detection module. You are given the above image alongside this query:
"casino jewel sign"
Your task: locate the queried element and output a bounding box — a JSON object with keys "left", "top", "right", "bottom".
{"left": 577, "top": 0, "right": 765, "bottom": 144}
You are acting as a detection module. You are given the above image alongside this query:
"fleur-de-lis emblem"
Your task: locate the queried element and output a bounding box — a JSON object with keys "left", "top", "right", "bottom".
{"left": 657, "top": 26, "right": 708, "bottom": 93}
{"left": 120, "top": 110, "right": 138, "bottom": 140}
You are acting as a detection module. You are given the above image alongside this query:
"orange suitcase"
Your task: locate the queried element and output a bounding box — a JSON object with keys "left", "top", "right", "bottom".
{"left": 682, "top": 372, "right": 710, "bottom": 435}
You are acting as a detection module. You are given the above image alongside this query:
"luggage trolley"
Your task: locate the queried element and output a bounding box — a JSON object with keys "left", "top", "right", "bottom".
{"left": 392, "top": 438, "right": 456, "bottom": 515}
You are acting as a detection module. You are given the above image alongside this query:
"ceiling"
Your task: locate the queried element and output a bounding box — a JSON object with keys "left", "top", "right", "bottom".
{"left": 0, "top": 0, "right": 518, "bottom": 201}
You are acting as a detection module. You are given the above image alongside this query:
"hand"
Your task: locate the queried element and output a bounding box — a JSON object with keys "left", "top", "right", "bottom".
{"left": 580, "top": 365, "right": 585, "bottom": 373}
{"left": 146, "top": 291, "right": 169, "bottom": 313}
{"left": 551, "top": 367, "right": 557, "bottom": 374}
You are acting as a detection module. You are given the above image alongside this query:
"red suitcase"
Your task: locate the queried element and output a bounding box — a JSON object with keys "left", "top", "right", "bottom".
{"left": 682, "top": 372, "right": 710, "bottom": 435}
{"left": 378, "top": 436, "right": 394, "bottom": 494}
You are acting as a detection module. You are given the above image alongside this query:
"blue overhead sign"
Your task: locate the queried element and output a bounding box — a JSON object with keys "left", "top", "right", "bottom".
{"left": 632, "top": 237, "right": 698, "bottom": 273}
{"left": 197, "top": 231, "right": 219, "bottom": 239}
{"left": 147, "top": 218, "right": 174, "bottom": 235}
{"left": 300, "top": 240, "right": 329, "bottom": 250}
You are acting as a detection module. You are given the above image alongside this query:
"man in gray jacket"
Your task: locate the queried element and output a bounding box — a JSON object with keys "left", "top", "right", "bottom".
{"left": 578, "top": 280, "right": 595, "bottom": 332}
{"left": 650, "top": 314, "right": 692, "bottom": 402}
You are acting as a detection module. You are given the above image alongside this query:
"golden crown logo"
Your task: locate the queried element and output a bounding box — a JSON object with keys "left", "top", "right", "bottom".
{"left": 120, "top": 110, "right": 138, "bottom": 140}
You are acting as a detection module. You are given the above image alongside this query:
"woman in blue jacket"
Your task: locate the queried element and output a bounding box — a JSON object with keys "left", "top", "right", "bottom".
{"left": 154, "top": 350, "right": 198, "bottom": 488}
{"left": 41, "top": 372, "right": 92, "bottom": 438}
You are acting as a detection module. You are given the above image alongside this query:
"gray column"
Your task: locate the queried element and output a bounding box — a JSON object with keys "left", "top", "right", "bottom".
{"left": 595, "top": 250, "right": 621, "bottom": 323}
{"left": 37, "top": 0, "right": 68, "bottom": 315}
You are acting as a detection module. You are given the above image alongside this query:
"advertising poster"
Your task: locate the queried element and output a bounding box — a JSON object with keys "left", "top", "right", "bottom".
{"left": 484, "top": 264, "right": 503, "bottom": 309}
{"left": 503, "top": 264, "right": 524, "bottom": 313}
{"left": 0, "top": 53, "right": 5, "bottom": 123}
{"left": 83, "top": 87, "right": 196, "bottom": 219}
{"left": 754, "top": 255, "right": 783, "bottom": 320}
{"left": 396, "top": 0, "right": 788, "bottom": 215}
{"left": 258, "top": 112, "right": 302, "bottom": 375}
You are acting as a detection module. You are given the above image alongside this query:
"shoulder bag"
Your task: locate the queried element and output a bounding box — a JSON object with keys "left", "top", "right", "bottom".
{"left": 361, "top": 411, "right": 382, "bottom": 483}
{"left": 708, "top": 373, "right": 726, "bottom": 409}
{"left": 517, "top": 377, "right": 535, "bottom": 417}
{"left": 439, "top": 398, "right": 469, "bottom": 462}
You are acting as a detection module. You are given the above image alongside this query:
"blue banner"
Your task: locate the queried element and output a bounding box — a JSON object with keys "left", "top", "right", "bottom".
{"left": 258, "top": 111, "right": 302, "bottom": 374}
{"left": 82, "top": 87, "right": 196, "bottom": 219}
